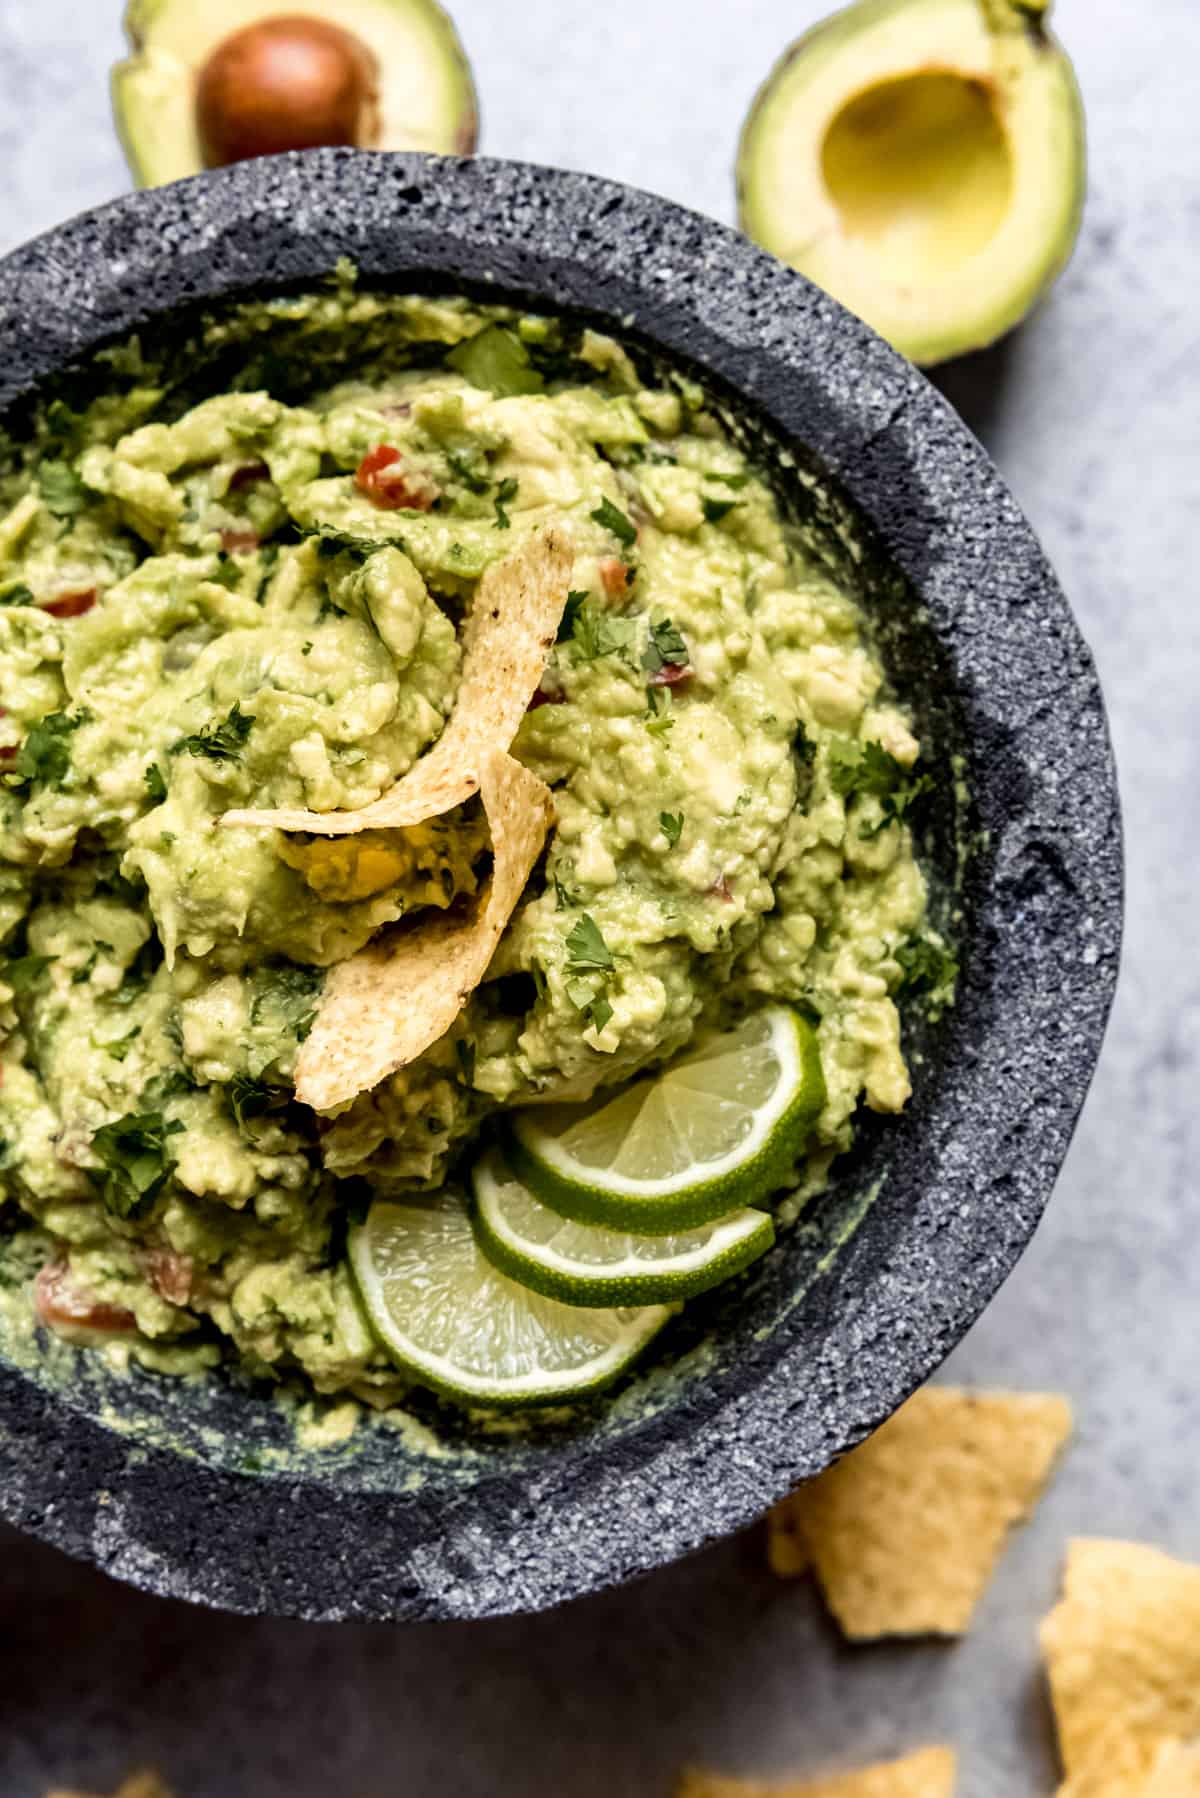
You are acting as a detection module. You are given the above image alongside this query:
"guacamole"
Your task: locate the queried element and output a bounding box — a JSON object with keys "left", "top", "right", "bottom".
{"left": 0, "top": 287, "right": 940, "bottom": 1404}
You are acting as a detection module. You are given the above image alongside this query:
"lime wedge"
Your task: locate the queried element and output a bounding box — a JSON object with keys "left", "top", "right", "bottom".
{"left": 349, "top": 1198, "right": 672, "bottom": 1408}
{"left": 472, "top": 1147, "right": 775, "bottom": 1306}
{"left": 509, "top": 1006, "right": 825, "bottom": 1233}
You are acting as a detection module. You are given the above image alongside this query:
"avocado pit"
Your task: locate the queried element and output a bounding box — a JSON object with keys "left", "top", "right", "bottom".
{"left": 195, "top": 15, "right": 381, "bottom": 166}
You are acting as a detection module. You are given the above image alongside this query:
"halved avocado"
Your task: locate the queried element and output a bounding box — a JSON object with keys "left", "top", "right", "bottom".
{"left": 737, "top": 0, "right": 1085, "bottom": 365}
{"left": 113, "top": 0, "right": 479, "bottom": 188}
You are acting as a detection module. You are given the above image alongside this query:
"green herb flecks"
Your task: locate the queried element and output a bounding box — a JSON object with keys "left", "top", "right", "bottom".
{"left": 144, "top": 763, "right": 168, "bottom": 803}
{"left": 701, "top": 496, "right": 738, "bottom": 525}
{"left": 570, "top": 601, "right": 635, "bottom": 664}
{"left": 102, "top": 1026, "right": 141, "bottom": 1064}
{"left": 493, "top": 477, "right": 519, "bottom": 530}
{"left": 170, "top": 702, "right": 253, "bottom": 764}
{"left": 228, "top": 1072, "right": 286, "bottom": 1129}
{"left": 557, "top": 590, "right": 588, "bottom": 643}
{"left": 642, "top": 615, "right": 689, "bottom": 675}
{"left": 0, "top": 584, "right": 34, "bottom": 608}
{"left": 660, "top": 812, "right": 684, "bottom": 848}
{"left": 895, "top": 934, "right": 959, "bottom": 1001}
{"left": 38, "top": 459, "right": 90, "bottom": 518}
{"left": 565, "top": 913, "right": 615, "bottom": 977}
{"left": 5, "top": 954, "right": 53, "bottom": 995}
{"left": 447, "top": 325, "right": 545, "bottom": 398}
{"left": 6, "top": 709, "right": 89, "bottom": 793}
{"left": 89, "top": 1111, "right": 184, "bottom": 1220}
{"left": 828, "top": 739, "right": 934, "bottom": 838}
{"left": 591, "top": 496, "right": 638, "bottom": 548}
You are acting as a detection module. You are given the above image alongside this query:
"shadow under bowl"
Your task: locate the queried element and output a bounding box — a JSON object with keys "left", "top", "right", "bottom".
{"left": 0, "top": 149, "right": 1122, "bottom": 1622}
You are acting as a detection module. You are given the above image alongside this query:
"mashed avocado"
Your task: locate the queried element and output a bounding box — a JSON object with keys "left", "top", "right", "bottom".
{"left": 0, "top": 286, "right": 943, "bottom": 1405}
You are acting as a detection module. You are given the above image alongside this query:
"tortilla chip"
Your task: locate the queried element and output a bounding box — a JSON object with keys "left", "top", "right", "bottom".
{"left": 779, "top": 1387, "right": 1071, "bottom": 1638}
{"left": 1041, "top": 1540, "right": 1200, "bottom": 1783}
{"left": 766, "top": 1500, "right": 811, "bottom": 1577}
{"left": 44, "top": 1775, "right": 173, "bottom": 1798}
{"left": 1141, "top": 1743, "right": 1200, "bottom": 1798}
{"left": 675, "top": 1745, "right": 957, "bottom": 1798}
{"left": 222, "top": 528, "right": 571, "bottom": 836}
{"left": 295, "top": 747, "right": 553, "bottom": 1112}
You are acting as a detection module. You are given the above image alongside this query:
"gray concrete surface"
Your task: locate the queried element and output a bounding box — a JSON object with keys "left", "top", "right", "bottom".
{"left": 0, "top": 0, "right": 1194, "bottom": 1791}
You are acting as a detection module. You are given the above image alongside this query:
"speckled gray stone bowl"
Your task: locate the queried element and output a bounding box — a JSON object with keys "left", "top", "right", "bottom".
{"left": 0, "top": 149, "right": 1121, "bottom": 1622}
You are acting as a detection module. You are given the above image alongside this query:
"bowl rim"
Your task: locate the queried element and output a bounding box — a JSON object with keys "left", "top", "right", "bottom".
{"left": 0, "top": 148, "right": 1123, "bottom": 1622}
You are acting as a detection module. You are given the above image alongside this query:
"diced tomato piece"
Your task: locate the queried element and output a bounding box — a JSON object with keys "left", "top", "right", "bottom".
{"left": 142, "top": 1246, "right": 193, "bottom": 1307}
{"left": 355, "top": 444, "right": 439, "bottom": 512}
{"left": 0, "top": 746, "right": 15, "bottom": 764}
{"left": 34, "top": 1260, "right": 137, "bottom": 1338}
{"left": 42, "top": 587, "right": 96, "bottom": 620}
{"left": 648, "top": 660, "right": 691, "bottom": 688}
{"left": 599, "top": 557, "right": 635, "bottom": 599}
{"left": 219, "top": 528, "right": 261, "bottom": 553}
{"left": 227, "top": 460, "right": 270, "bottom": 492}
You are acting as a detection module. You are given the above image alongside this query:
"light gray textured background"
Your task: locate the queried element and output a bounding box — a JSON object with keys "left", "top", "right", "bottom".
{"left": 0, "top": 0, "right": 1194, "bottom": 1792}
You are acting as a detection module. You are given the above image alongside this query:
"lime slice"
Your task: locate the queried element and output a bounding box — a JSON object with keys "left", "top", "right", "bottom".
{"left": 349, "top": 1198, "right": 672, "bottom": 1408}
{"left": 509, "top": 1005, "right": 825, "bottom": 1233}
{"left": 472, "top": 1147, "right": 775, "bottom": 1306}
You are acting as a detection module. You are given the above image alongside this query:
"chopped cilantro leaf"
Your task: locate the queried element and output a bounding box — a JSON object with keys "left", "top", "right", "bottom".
{"left": 570, "top": 601, "right": 635, "bottom": 664}
{"left": 553, "top": 873, "right": 582, "bottom": 910}
{"left": 585, "top": 995, "right": 614, "bottom": 1034}
{"left": 7, "top": 709, "right": 88, "bottom": 793}
{"left": 557, "top": 590, "right": 588, "bottom": 643}
{"left": 896, "top": 935, "right": 959, "bottom": 1000}
{"left": 0, "top": 584, "right": 34, "bottom": 608}
{"left": 565, "top": 913, "right": 615, "bottom": 976}
{"left": 170, "top": 702, "right": 253, "bottom": 763}
{"left": 660, "top": 812, "right": 684, "bottom": 847}
{"left": 445, "top": 448, "right": 491, "bottom": 493}
{"left": 591, "top": 496, "right": 638, "bottom": 548}
{"left": 103, "top": 1026, "right": 141, "bottom": 1063}
{"left": 708, "top": 471, "right": 750, "bottom": 490}
{"left": 38, "top": 459, "right": 90, "bottom": 518}
{"left": 828, "top": 739, "right": 934, "bottom": 836}
{"left": 6, "top": 954, "right": 52, "bottom": 995}
{"left": 144, "top": 763, "right": 167, "bottom": 803}
{"left": 702, "top": 496, "right": 738, "bottom": 525}
{"left": 447, "top": 325, "right": 545, "bottom": 398}
{"left": 493, "top": 476, "right": 519, "bottom": 530}
{"left": 641, "top": 615, "right": 689, "bottom": 674}
{"left": 89, "top": 1111, "right": 184, "bottom": 1220}
{"left": 645, "top": 687, "right": 675, "bottom": 734}
{"left": 228, "top": 1072, "right": 284, "bottom": 1128}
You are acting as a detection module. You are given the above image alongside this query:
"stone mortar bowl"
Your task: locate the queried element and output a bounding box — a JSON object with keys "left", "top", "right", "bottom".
{"left": 0, "top": 150, "right": 1122, "bottom": 1621}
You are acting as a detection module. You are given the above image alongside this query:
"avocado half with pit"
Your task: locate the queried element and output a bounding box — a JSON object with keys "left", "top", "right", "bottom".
{"left": 738, "top": 0, "right": 1085, "bottom": 365}
{"left": 113, "top": 0, "right": 479, "bottom": 187}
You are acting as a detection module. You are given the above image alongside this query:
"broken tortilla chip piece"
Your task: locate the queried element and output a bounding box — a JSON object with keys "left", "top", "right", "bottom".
{"left": 1041, "top": 1540, "right": 1200, "bottom": 1785}
{"left": 295, "top": 747, "right": 554, "bottom": 1112}
{"left": 774, "top": 1386, "right": 1072, "bottom": 1639}
{"left": 222, "top": 527, "right": 571, "bottom": 837}
{"left": 1141, "top": 1743, "right": 1200, "bottom": 1798}
{"left": 675, "top": 1745, "right": 957, "bottom": 1798}
{"left": 766, "top": 1499, "right": 811, "bottom": 1577}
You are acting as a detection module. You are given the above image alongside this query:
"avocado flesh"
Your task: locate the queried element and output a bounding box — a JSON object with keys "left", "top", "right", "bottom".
{"left": 737, "top": 0, "right": 1085, "bottom": 366}
{"left": 114, "top": 0, "right": 479, "bottom": 188}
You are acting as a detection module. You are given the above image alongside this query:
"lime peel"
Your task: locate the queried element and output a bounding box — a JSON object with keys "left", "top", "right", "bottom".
{"left": 472, "top": 1148, "right": 775, "bottom": 1307}
{"left": 508, "top": 1006, "right": 826, "bottom": 1234}
{"left": 349, "top": 1197, "right": 671, "bottom": 1408}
